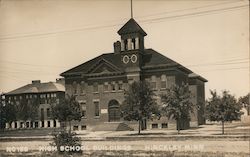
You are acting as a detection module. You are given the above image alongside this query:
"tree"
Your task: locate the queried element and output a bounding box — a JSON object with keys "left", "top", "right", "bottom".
{"left": 16, "top": 98, "right": 39, "bottom": 127}
{"left": 121, "top": 81, "right": 160, "bottom": 134}
{"left": 52, "top": 94, "right": 82, "bottom": 133}
{"left": 161, "top": 83, "right": 194, "bottom": 134}
{"left": 205, "top": 90, "right": 242, "bottom": 134}
{"left": 0, "top": 101, "right": 16, "bottom": 130}
{"left": 51, "top": 95, "right": 82, "bottom": 154}
{"left": 239, "top": 93, "right": 250, "bottom": 115}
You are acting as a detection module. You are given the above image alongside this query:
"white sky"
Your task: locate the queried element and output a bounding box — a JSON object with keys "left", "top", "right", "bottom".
{"left": 0, "top": 0, "right": 249, "bottom": 99}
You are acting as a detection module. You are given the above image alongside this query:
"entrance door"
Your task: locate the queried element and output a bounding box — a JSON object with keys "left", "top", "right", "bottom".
{"left": 108, "top": 100, "right": 120, "bottom": 122}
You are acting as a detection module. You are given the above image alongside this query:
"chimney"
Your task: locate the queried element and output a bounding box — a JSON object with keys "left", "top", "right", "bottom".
{"left": 113, "top": 41, "right": 121, "bottom": 54}
{"left": 32, "top": 80, "right": 41, "bottom": 84}
{"left": 56, "top": 78, "right": 65, "bottom": 85}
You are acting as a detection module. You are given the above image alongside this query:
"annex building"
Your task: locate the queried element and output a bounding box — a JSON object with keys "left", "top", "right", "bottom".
{"left": 61, "top": 18, "right": 207, "bottom": 131}
{"left": 4, "top": 79, "right": 65, "bottom": 129}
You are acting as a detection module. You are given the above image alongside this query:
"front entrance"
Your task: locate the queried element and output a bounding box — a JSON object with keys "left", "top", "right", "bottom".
{"left": 108, "top": 100, "right": 120, "bottom": 122}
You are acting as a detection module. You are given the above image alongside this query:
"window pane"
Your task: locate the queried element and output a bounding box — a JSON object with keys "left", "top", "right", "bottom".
{"left": 161, "top": 81, "right": 166, "bottom": 89}
{"left": 94, "top": 102, "right": 99, "bottom": 116}
{"left": 118, "top": 83, "right": 123, "bottom": 90}
{"left": 93, "top": 84, "right": 98, "bottom": 93}
{"left": 152, "top": 123, "right": 158, "bottom": 128}
{"left": 111, "top": 84, "right": 115, "bottom": 91}
{"left": 151, "top": 82, "right": 156, "bottom": 89}
{"left": 104, "top": 84, "right": 109, "bottom": 91}
{"left": 47, "top": 108, "right": 51, "bottom": 118}
{"left": 162, "top": 123, "right": 168, "bottom": 128}
{"left": 81, "top": 102, "right": 86, "bottom": 117}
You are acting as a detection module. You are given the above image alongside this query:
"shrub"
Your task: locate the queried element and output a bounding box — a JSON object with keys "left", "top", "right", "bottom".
{"left": 51, "top": 130, "right": 82, "bottom": 154}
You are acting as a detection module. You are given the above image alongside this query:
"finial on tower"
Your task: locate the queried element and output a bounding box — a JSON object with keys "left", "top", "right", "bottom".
{"left": 131, "top": 0, "right": 133, "bottom": 18}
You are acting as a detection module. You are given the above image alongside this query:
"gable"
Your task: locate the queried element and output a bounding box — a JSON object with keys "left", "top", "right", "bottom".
{"left": 87, "top": 59, "right": 121, "bottom": 74}
{"left": 61, "top": 49, "right": 193, "bottom": 77}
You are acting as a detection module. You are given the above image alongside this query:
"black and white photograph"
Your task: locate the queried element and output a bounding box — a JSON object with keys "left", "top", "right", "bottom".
{"left": 0, "top": 0, "right": 249, "bottom": 156}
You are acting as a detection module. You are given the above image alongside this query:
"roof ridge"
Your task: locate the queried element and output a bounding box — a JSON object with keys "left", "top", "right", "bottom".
{"left": 118, "top": 18, "right": 147, "bottom": 36}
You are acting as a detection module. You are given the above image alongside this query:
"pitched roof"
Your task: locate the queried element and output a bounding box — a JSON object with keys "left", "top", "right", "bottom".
{"left": 188, "top": 73, "right": 208, "bottom": 82}
{"left": 61, "top": 48, "right": 193, "bottom": 76}
{"left": 118, "top": 18, "right": 147, "bottom": 36}
{"left": 6, "top": 82, "right": 65, "bottom": 95}
{"left": 61, "top": 53, "right": 124, "bottom": 76}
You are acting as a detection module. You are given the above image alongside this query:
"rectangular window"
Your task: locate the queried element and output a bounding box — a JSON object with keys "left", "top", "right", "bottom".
{"left": 35, "top": 122, "right": 39, "bottom": 128}
{"left": 118, "top": 83, "right": 123, "bottom": 91}
{"left": 53, "top": 120, "right": 57, "bottom": 127}
{"left": 47, "top": 108, "right": 51, "bottom": 118}
{"left": 93, "top": 83, "right": 98, "bottom": 93}
{"left": 161, "top": 81, "right": 166, "bottom": 89}
{"left": 152, "top": 123, "right": 158, "bottom": 129}
{"left": 73, "top": 126, "right": 79, "bottom": 131}
{"left": 167, "top": 76, "right": 175, "bottom": 88}
{"left": 26, "top": 122, "right": 29, "bottom": 128}
{"left": 41, "top": 121, "right": 44, "bottom": 128}
{"left": 20, "top": 122, "right": 24, "bottom": 128}
{"left": 34, "top": 95, "right": 37, "bottom": 98}
{"left": 81, "top": 125, "right": 87, "bottom": 130}
{"left": 104, "top": 84, "right": 109, "bottom": 92}
{"left": 80, "top": 102, "right": 86, "bottom": 118}
{"left": 162, "top": 123, "right": 168, "bottom": 128}
{"left": 94, "top": 101, "right": 100, "bottom": 117}
{"left": 111, "top": 83, "right": 116, "bottom": 91}
{"left": 41, "top": 108, "right": 44, "bottom": 120}
{"left": 19, "top": 96, "right": 22, "bottom": 100}
{"left": 82, "top": 110, "right": 86, "bottom": 118}
{"left": 47, "top": 121, "right": 50, "bottom": 128}
{"left": 150, "top": 82, "right": 157, "bottom": 90}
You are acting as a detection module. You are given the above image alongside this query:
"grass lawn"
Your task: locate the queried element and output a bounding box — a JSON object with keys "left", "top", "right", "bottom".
{"left": 0, "top": 122, "right": 249, "bottom": 157}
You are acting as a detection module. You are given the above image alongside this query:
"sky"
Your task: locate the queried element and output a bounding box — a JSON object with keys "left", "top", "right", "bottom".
{"left": 0, "top": 0, "right": 249, "bottom": 99}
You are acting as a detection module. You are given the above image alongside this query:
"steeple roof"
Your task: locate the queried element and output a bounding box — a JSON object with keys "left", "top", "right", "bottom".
{"left": 118, "top": 18, "right": 147, "bottom": 36}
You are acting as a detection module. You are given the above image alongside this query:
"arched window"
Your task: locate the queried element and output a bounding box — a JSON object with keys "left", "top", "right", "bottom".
{"left": 108, "top": 99, "right": 120, "bottom": 122}
{"left": 161, "top": 75, "right": 167, "bottom": 89}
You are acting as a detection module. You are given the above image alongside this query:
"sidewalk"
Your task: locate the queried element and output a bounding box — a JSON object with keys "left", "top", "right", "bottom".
{"left": 0, "top": 123, "right": 249, "bottom": 141}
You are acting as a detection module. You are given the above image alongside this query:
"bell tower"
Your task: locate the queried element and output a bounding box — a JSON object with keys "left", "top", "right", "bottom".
{"left": 117, "top": 18, "right": 147, "bottom": 82}
{"left": 118, "top": 18, "right": 147, "bottom": 51}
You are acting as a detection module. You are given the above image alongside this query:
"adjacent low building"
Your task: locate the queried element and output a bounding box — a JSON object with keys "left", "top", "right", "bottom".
{"left": 61, "top": 18, "right": 208, "bottom": 131}
{"left": 4, "top": 79, "right": 65, "bottom": 129}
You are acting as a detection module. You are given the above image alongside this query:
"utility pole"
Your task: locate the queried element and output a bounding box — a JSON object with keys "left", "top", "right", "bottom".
{"left": 131, "top": 0, "right": 133, "bottom": 18}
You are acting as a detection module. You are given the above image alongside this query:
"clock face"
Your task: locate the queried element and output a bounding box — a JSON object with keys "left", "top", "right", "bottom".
{"left": 131, "top": 54, "right": 137, "bottom": 63}
{"left": 122, "top": 55, "right": 129, "bottom": 64}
